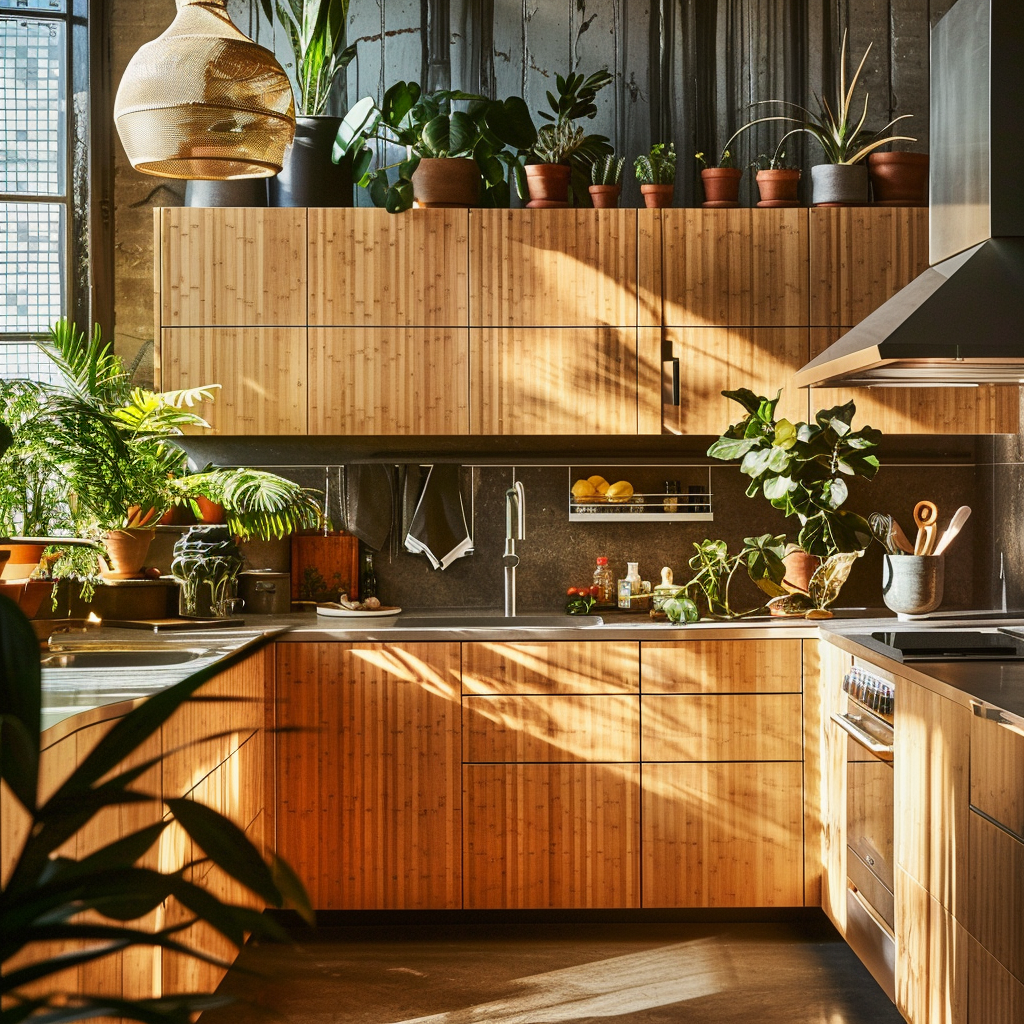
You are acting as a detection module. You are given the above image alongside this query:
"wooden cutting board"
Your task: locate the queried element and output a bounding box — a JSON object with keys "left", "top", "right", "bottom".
{"left": 290, "top": 532, "right": 359, "bottom": 603}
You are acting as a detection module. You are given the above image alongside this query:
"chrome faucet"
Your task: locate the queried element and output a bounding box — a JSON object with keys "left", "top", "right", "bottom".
{"left": 504, "top": 480, "right": 525, "bottom": 617}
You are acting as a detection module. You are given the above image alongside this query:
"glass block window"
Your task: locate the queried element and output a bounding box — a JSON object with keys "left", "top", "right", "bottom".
{"left": 0, "top": 1, "right": 66, "bottom": 10}
{"left": 0, "top": 16, "right": 66, "bottom": 195}
{"left": 0, "top": 201, "right": 64, "bottom": 332}
{"left": 0, "top": 339, "right": 60, "bottom": 382}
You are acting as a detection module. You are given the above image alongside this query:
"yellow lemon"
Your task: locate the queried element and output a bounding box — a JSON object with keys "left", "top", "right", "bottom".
{"left": 588, "top": 475, "right": 610, "bottom": 494}
{"left": 572, "top": 479, "right": 597, "bottom": 498}
{"left": 606, "top": 480, "right": 634, "bottom": 502}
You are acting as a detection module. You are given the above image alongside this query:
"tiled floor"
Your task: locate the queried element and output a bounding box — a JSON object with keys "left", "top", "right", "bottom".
{"left": 203, "top": 919, "right": 903, "bottom": 1023}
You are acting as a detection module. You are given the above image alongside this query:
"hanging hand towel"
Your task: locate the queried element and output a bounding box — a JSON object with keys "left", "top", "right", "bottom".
{"left": 342, "top": 464, "right": 393, "bottom": 551}
{"left": 404, "top": 464, "right": 474, "bottom": 570}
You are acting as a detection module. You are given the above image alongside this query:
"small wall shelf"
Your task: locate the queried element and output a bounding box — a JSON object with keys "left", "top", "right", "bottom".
{"left": 567, "top": 467, "right": 713, "bottom": 523}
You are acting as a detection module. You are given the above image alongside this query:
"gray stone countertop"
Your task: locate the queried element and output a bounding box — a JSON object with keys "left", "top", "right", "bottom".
{"left": 37, "top": 608, "right": 1024, "bottom": 733}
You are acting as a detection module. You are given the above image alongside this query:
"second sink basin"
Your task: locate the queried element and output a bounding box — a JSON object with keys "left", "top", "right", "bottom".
{"left": 41, "top": 649, "right": 206, "bottom": 669}
{"left": 393, "top": 614, "right": 603, "bottom": 629}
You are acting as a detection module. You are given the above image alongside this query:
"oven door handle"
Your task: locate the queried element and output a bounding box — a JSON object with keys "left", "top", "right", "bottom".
{"left": 830, "top": 712, "right": 894, "bottom": 762}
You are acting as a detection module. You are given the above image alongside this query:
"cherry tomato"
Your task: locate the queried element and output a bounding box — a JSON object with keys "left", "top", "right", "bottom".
{"left": 589, "top": 585, "right": 601, "bottom": 598}
{"left": 567, "top": 586, "right": 579, "bottom": 596}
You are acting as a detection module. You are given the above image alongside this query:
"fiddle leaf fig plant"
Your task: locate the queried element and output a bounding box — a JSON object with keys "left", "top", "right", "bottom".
{"left": 707, "top": 389, "right": 881, "bottom": 557}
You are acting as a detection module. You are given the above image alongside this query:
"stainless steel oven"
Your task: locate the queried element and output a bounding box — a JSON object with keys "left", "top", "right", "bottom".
{"left": 831, "top": 663, "right": 896, "bottom": 1002}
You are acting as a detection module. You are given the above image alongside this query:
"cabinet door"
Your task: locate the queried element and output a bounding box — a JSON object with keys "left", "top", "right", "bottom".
{"left": 469, "top": 209, "right": 637, "bottom": 327}
{"left": 641, "top": 639, "right": 803, "bottom": 694}
{"left": 895, "top": 679, "right": 970, "bottom": 919}
{"left": 896, "top": 867, "right": 968, "bottom": 1024}
{"left": 809, "top": 328, "right": 1018, "bottom": 435}
{"left": 654, "top": 327, "right": 810, "bottom": 435}
{"left": 159, "top": 208, "right": 306, "bottom": 327}
{"left": 308, "top": 327, "right": 469, "bottom": 434}
{"left": 463, "top": 763, "right": 640, "bottom": 909}
{"left": 470, "top": 327, "right": 639, "bottom": 434}
{"left": 969, "top": 934, "right": 1024, "bottom": 1023}
{"left": 463, "top": 641, "right": 640, "bottom": 695}
{"left": 275, "top": 642, "right": 462, "bottom": 910}
{"left": 971, "top": 705, "right": 1024, "bottom": 839}
{"left": 809, "top": 207, "right": 928, "bottom": 327}
{"left": 641, "top": 761, "right": 803, "bottom": 907}
{"left": 969, "top": 810, "right": 1024, "bottom": 985}
{"left": 661, "top": 209, "right": 808, "bottom": 327}
{"left": 309, "top": 208, "right": 468, "bottom": 327}
{"left": 160, "top": 327, "right": 307, "bottom": 434}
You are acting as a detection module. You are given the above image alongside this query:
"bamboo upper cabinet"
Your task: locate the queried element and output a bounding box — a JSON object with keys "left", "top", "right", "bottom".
{"left": 469, "top": 209, "right": 637, "bottom": 326}
{"left": 308, "top": 208, "right": 468, "bottom": 326}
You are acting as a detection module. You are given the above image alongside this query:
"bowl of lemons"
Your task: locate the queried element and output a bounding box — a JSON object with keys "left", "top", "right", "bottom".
{"left": 571, "top": 475, "right": 634, "bottom": 506}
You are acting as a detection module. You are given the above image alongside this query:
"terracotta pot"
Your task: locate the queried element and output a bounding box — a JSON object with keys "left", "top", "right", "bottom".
{"left": 103, "top": 528, "right": 156, "bottom": 578}
{"left": 868, "top": 151, "right": 929, "bottom": 206}
{"left": 782, "top": 549, "right": 821, "bottom": 593}
{"left": 158, "top": 503, "right": 196, "bottom": 526}
{"left": 525, "top": 163, "right": 571, "bottom": 205}
{"left": 194, "top": 496, "right": 226, "bottom": 525}
{"left": 1, "top": 579, "right": 53, "bottom": 619}
{"left": 811, "top": 163, "right": 869, "bottom": 206}
{"left": 588, "top": 184, "right": 622, "bottom": 208}
{"left": 640, "top": 183, "right": 674, "bottom": 209}
{"left": 701, "top": 167, "right": 742, "bottom": 206}
{"left": 755, "top": 168, "right": 801, "bottom": 205}
{"left": 0, "top": 542, "right": 46, "bottom": 581}
{"left": 126, "top": 505, "right": 160, "bottom": 528}
{"left": 411, "top": 157, "right": 480, "bottom": 208}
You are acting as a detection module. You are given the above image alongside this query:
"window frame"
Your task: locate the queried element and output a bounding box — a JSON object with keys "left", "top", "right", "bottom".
{"left": 0, "top": 0, "right": 89, "bottom": 343}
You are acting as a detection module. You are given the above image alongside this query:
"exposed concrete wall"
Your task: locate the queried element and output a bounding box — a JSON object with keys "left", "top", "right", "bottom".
{"left": 111, "top": 0, "right": 178, "bottom": 387}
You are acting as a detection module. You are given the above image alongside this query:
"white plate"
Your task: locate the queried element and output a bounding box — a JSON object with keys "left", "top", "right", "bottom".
{"left": 316, "top": 603, "right": 402, "bottom": 618}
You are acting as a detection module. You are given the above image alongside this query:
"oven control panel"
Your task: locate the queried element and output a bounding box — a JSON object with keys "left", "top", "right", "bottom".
{"left": 843, "top": 665, "right": 894, "bottom": 719}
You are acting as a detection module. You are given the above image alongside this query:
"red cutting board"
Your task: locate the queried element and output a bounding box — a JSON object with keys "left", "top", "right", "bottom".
{"left": 290, "top": 532, "right": 359, "bottom": 603}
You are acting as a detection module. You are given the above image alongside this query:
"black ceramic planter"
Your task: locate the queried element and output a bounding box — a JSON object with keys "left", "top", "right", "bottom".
{"left": 184, "top": 178, "right": 268, "bottom": 207}
{"left": 268, "top": 115, "right": 354, "bottom": 207}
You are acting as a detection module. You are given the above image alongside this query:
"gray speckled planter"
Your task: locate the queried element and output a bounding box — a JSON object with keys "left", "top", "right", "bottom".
{"left": 882, "top": 554, "right": 945, "bottom": 620}
{"left": 811, "top": 163, "right": 869, "bottom": 205}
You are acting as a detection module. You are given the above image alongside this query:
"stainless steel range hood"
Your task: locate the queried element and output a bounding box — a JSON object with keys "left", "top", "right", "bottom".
{"left": 794, "top": 0, "right": 1024, "bottom": 389}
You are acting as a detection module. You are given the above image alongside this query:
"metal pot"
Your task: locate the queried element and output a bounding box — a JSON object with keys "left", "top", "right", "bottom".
{"left": 238, "top": 571, "right": 291, "bottom": 615}
{"left": 811, "top": 163, "right": 869, "bottom": 206}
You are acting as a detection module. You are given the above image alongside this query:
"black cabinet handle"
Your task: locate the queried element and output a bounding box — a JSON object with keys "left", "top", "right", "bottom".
{"left": 671, "top": 358, "right": 680, "bottom": 406}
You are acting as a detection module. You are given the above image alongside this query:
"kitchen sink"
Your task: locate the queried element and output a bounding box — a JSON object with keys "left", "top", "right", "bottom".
{"left": 393, "top": 614, "right": 603, "bottom": 629}
{"left": 40, "top": 649, "right": 206, "bottom": 669}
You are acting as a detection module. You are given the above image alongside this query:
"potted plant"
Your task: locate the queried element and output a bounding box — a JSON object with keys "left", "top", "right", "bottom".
{"left": 707, "top": 389, "right": 881, "bottom": 607}
{"left": 525, "top": 120, "right": 586, "bottom": 206}
{"left": 681, "top": 534, "right": 787, "bottom": 619}
{"left": 751, "top": 148, "right": 801, "bottom": 206}
{"left": 695, "top": 148, "right": 743, "bottom": 206}
{"left": 635, "top": 143, "right": 677, "bottom": 208}
{"left": 334, "top": 83, "right": 532, "bottom": 212}
{"left": 868, "top": 149, "right": 929, "bottom": 205}
{"left": 171, "top": 524, "right": 244, "bottom": 618}
{"left": 261, "top": 0, "right": 358, "bottom": 207}
{"left": 755, "top": 31, "right": 915, "bottom": 206}
{"left": 589, "top": 154, "right": 624, "bottom": 208}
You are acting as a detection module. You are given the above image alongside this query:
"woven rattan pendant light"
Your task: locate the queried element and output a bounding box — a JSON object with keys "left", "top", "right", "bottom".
{"left": 114, "top": 0, "right": 295, "bottom": 179}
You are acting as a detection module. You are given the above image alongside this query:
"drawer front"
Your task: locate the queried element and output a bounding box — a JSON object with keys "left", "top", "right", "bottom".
{"left": 463, "top": 642, "right": 639, "bottom": 695}
{"left": 968, "top": 933, "right": 1024, "bottom": 1023}
{"left": 641, "top": 639, "right": 802, "bottom": 694}
{"left": 971, "top": 711, "right": 1024, "bottom": 839}
{"left": 463, "top": 695, "right": 639, "bottom": 763}
{"left": 641, "top": 693, "right": 802, "bottom": 762}
{"left": 969, "top": 810, "right": 1024, "bottom": 985}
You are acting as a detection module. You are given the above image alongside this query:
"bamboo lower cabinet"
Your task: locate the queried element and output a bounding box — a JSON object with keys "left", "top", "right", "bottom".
{"left": 273, "top": 642, "right": 463, "bottom": 910}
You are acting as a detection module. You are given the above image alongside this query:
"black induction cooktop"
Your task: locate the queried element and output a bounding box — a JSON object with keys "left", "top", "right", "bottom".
{"left": 863, "top": 630, "right": 1024, "bottom": 663}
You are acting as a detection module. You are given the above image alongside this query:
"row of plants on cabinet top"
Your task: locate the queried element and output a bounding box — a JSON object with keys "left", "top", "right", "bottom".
{"left": 329, "top": 32, "right": 923, "bottom": 214}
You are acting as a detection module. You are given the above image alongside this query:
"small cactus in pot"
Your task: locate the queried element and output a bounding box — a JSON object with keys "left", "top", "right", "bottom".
{"left": 589, "top": 154, "right": 625, "bottom": 208}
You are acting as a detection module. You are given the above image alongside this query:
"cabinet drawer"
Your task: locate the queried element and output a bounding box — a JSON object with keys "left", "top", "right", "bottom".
{"left": 971, "top": 710, "right": 1024, "bottom": 839}
{"left": 969, "top": 810, "right": 1024, "bottom": 984}
{"left": 463, "top": 763, "right": 640, "bottom": 909}
{"left": 641, "top": 761, "right": 803, "bottom": 907}
{"left": 463, "top": 695, "right": 639, "bottom": 763}
{"left": 641, "top": 694, "right": 802, "bottom": 762}
{"left": 641, "top": 639, "right": 802, "bottom": 694}
{"left": 463, "top": 642, "right": 639, "bottom": 695}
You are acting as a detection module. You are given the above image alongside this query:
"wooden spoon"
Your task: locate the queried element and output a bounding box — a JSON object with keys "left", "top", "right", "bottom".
{"left": 913, "top": 500, "right": 939, "bottom": 556}
{"left": 891, "top": 519, "right": 915, "bottom": 555}
{"left": 933, "top": 505, "right": 972, "bottom": 557}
